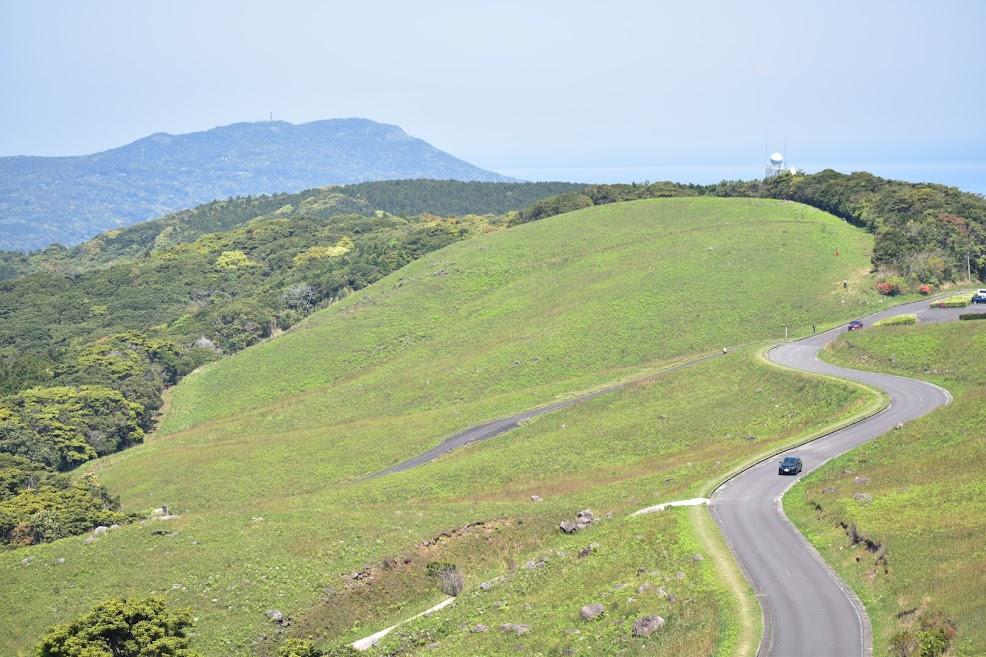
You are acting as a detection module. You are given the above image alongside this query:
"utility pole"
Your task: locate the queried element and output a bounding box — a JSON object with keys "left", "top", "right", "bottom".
{"left": 969, "top": 251, "right": 973, "bottom": 283}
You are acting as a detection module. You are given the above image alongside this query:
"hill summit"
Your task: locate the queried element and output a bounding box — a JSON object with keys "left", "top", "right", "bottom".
{"left": 0, "top": 118, "right": 512, "bottom": 250}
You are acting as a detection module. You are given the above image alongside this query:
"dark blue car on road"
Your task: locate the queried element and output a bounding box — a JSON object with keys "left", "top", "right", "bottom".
{"left": 778, "top": 456, "right": 803, "bottom": 475}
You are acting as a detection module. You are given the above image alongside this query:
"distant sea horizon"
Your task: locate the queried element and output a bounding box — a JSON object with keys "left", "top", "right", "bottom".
{"left": 498, "top": 161, "right": 986, "bottom": 195}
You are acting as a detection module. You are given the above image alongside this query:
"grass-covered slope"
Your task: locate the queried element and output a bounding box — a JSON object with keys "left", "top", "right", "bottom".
{"left": 161, "top": 197, "right": 883, "bottom": 434}
{"left": 787, "top": 321, "right": 986, "bottom": 657}
{"left": 1, "top": 198, "right": 894, "bottom": 654}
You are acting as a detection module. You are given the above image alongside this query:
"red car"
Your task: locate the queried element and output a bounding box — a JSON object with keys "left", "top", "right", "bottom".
{"left": 847, "top": 320, "right": 864, "bottom": 331}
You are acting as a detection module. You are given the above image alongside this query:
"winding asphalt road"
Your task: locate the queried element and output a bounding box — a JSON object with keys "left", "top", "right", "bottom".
{"left": 712, "top": 299, "right": 972, "bottom": 657}
{"left": 364, "top": 294, "right": 980, "bottom": 656}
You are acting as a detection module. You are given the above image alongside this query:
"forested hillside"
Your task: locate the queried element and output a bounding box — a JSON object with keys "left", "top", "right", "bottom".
{"left": 0, "top": 199, "right": 522, "bottom": 548}
{"left": 0, "top": 118, "right": 516, "bottom": 251}
{"left": 0, "top": 180, "right": 580, "bottom": 280}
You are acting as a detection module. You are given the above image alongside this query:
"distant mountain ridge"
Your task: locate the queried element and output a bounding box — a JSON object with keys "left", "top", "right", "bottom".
{"left": 0, "top": 118, "right": 513, "bottom": 250}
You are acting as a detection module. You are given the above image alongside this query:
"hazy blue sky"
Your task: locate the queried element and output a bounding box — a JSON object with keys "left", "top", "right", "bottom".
{"left": 2, "top": 0, "right": 984, "bottom": 188}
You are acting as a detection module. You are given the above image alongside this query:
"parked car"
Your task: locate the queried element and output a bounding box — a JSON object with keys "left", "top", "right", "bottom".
{"left": 972, "top": 289, "right": 986, "bottom": 304}
{"left": 778, "top": 456, "right": 803, "bottom": 475}
{"left": 847, "top": 320, "right": 864, "bottom": 331}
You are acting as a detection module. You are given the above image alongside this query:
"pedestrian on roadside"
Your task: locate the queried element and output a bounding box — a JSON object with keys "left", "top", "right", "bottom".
{"left": 812, "top": 323, "right": 816, "bottom": 334}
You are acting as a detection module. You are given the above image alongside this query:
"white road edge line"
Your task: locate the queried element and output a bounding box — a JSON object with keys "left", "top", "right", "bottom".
{"left": 351, "top": 596, "right": 456, "bottom": 651}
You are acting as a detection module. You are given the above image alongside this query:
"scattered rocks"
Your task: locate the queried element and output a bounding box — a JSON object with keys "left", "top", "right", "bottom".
{"left": 853, "top": 493, "right": 873, "bottom": 504}
{"left": 433, "top": 269, "right": 448, "bottom": 277}
{"left": 523, "top": 557, "right": 548, "bottom": 570}
{"left": 674, "top": 570, "right": 686, "bottom": 580}
{"left": 666, "top": 592, "right": 677, "bottom": 604}
{"left": 854, "top": 476, "right": 871, "bottom": 485}
{"left": 93, "top": 525, "right": 109, "bottom": 536}
{"left": 500, "top": 623, "right": 530, "bottom": 635}
{"left": 637, "top": 582, "right": 654, "bottom": 594}
{"left": 20, "top": 557, "right": 32, "bottom": 566}
{"left": 151, "top": 506, "right": 179, "bottom": 521}
{"left": 744, "top": 434, "right": 757, "bottom": 442}
{"left": 351, "top": 570, "right": 369, "bottom": 580}
{"left": 471, "top": 624, "right": 489, "bottom": 633}
{"left": 632, "top": 615, "right": 666, "bottom": 637}
{"left": 530, "top": 495, "right": 542, "bottom": 502}
{"left": 690, "top": 553, "right": 704, "bottom": 563}
{"left": 53, "top": 558, "right": 65, "bottom": 565}
{"left": 480, "top": 581, "right": 494, "bottom": 591}
{"left": 83, "top": 536, "right": 97, "bottom": 545}
{"left": 822, "top": 487, "right": 838, "bottom": 495}
{"left": 265, "top": 609, "right": 290, "bottom": 627}
{"left": 560, "top": 509, "right": 595, "bottom": 533}
{"left": 580, "top": 603, "right": 605, "bottom": 620}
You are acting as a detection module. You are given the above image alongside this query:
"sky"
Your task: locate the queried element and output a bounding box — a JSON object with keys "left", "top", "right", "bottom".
{"left": 2, "top": 0, "right": 985, "bottom": 190}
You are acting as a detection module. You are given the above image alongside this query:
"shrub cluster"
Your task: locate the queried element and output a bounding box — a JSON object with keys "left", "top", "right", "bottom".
{"left": 929, "top": 295, "right": 970, "bottom": 308}
{"left": 873, "top": 314, "right": 917, "bottom": 327}
{"left": 875, "top": 275, "right": 907, "bottom": 296}
{"left": 889, "top": 609, "right": 956, "bottom": 657}
{"left": 35, "top": 596, "right": 201, "bottom": 657}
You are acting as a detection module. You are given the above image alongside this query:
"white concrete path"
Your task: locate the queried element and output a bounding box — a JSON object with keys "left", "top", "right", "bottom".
{"left": 351, "top": 596, "right": 456, "bottom": 651}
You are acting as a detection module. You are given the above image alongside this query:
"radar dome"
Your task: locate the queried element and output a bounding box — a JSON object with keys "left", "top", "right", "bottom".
{"left": 769, "top": 152, "right": 784, "bottom": 164}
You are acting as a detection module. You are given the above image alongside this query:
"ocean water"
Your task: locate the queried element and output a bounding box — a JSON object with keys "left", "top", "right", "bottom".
{"left": 499, "top": 161, "right": 986, "bottom": 195}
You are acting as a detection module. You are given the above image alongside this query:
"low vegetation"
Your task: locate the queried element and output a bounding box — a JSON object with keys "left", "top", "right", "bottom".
{"left": 787, "top": 321, "right": 986, "bottom": 656}
{"left": 929, "top": 294, "right": 969, "bottom": 308}
{"left": 872, "top": 314, "right": 917, "bottom": 327}
{"left": 0, "top": 197, "right": 896, "bottom": 654}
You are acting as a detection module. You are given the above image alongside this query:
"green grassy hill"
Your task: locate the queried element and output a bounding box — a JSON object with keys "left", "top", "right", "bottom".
{"left": 1, "top": 197, "right": 899, "bottom": 655}
{"left": 788, "top": 321, "right": 986, "bottom": 657}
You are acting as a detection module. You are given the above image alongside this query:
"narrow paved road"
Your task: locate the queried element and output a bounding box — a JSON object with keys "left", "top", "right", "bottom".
{"left": 712, "top": 299, "right": 970, "bottom": 657}
{"left": 364, "top": 352, "right": 722, "bottom": 478}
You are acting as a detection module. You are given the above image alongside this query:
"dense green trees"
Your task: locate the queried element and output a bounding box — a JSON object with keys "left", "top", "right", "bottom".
{"left": 515, "top": 172, "right": 986, "bottom": 286}
{"left": 35, "top": 596, "right": 201, "bottom": 657}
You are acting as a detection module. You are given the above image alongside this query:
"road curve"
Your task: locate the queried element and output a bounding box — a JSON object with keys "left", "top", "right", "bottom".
{"left": 712, "top": 299, "right": 970, "bottom": 657}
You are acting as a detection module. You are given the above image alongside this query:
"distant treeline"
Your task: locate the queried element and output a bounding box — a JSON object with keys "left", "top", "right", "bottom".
{"left": 0, "top": 180, "right": 581, "bottom": 280}
{"left": 516, "top": 171, "right": 986, "bottom": 284}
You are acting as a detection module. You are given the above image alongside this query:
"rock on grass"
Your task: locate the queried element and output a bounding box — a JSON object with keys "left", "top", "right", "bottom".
{"left": 632, "top": 615, "right": 666, "bottom": 637}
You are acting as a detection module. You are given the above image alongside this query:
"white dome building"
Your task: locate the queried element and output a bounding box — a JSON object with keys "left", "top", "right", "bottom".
{"left": 765, "top": 151, "right": 792, "bottom": 178}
